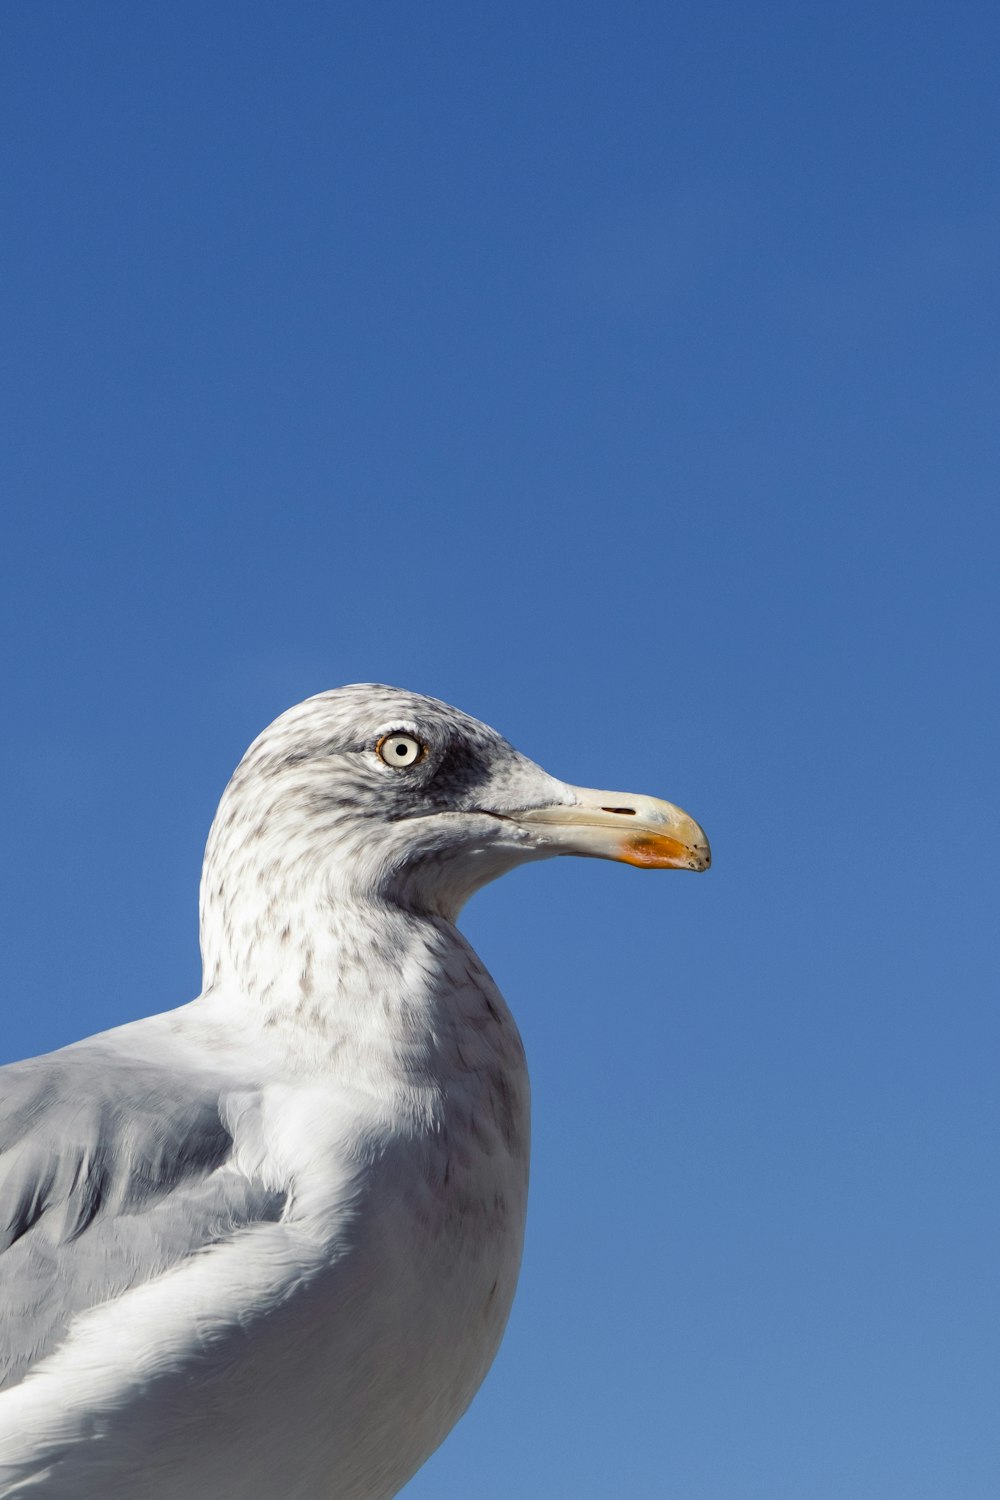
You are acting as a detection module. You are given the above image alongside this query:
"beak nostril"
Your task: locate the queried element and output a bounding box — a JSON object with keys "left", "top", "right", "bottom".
{"left": 601, "top": 806, "right": 636, "bottom": 815}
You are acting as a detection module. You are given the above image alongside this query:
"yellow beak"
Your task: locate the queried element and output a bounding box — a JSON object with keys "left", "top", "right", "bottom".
{"left": 511, "top": 785, "right": 710, "bottom": 872}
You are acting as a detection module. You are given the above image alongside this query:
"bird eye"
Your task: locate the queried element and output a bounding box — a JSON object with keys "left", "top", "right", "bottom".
{"left": 376, "top": 733, "right": 426, "bottom": 768}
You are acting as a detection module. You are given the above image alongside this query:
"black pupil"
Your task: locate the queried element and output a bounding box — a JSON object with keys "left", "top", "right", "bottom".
{"left": 395, "top": 743, "right": 408, "bottom": 757}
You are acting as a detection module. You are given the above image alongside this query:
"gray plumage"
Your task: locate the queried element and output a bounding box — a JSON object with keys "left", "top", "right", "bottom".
{"left": 0, "top": 1042, "right": 284, "bottom": 1391}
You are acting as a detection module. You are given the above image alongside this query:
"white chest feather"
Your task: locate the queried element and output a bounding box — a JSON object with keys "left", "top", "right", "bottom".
{"left": 0, "top": 923, "right": 530, "bottom": 1500}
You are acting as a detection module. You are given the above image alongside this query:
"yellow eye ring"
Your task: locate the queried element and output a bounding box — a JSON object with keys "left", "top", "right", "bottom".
{"left": 376, "top": 733, "right": 426, "bottom": 768}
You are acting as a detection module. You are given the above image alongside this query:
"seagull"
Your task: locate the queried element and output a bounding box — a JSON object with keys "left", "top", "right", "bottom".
{"left": 0, "top": 684, "right": 709, "bottom": 1499}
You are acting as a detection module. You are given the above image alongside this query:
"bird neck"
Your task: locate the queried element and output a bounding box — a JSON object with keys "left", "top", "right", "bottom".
{"left": 199, "top": 874, "right": 506, "bottom": 1072}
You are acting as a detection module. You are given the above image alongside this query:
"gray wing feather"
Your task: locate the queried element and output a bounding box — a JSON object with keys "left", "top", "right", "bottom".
{"left": 0, "top": 1040, "right": 285, "bottom": 1391}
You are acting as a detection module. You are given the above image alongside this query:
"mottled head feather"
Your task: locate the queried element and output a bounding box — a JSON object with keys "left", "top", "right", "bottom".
{"left": 199, "top": 685, "right": 568, "bottom": 993}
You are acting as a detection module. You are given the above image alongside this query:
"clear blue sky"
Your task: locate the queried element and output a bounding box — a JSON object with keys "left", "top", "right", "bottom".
{"left": 2, "top": 4, "right": 997, "bottom": 1495}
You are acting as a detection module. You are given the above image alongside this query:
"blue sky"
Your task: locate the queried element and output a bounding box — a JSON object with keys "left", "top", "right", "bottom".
{"left": 2, "top": 4, "right": 997, "bottom": 1495}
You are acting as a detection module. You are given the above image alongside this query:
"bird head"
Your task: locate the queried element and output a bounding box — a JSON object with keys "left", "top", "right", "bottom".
{"left": 199, "top": 684, "right": 709, "bottom": 985}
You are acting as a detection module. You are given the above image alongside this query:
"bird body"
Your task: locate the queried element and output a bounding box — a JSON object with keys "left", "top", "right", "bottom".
{"left": 0, "top": 686, "right": 707, "bottom": 1497}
